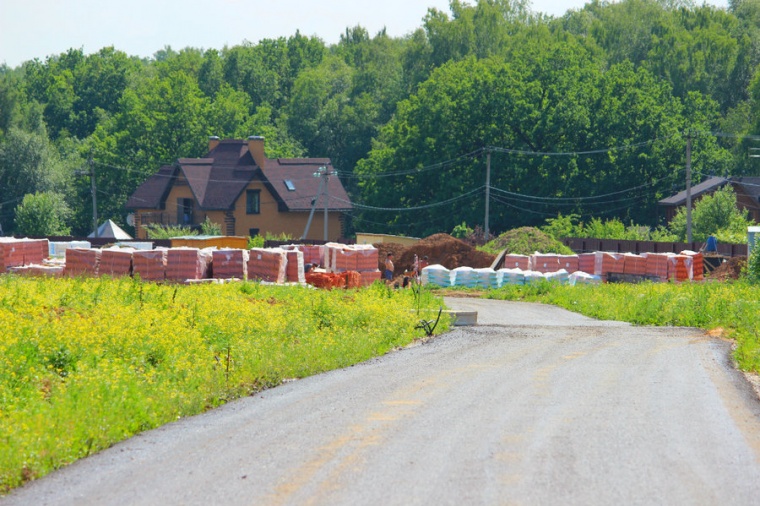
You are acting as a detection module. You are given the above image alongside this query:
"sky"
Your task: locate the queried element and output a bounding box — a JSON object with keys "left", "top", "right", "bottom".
{"left": 1, "top": 0, "right": 729, "bottom": 69}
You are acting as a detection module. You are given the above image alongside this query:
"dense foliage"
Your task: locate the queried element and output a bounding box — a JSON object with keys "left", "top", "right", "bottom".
{"left": 0, "top": 276, "right": 447, "bottom": 491}
{"left": 2, "top": 0, "right": 760, "bottom": 237}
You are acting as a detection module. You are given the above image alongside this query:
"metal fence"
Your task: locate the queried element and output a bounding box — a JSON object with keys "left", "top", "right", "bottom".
{"left": 562, "top": 237, "right": 747, "bottom": 257}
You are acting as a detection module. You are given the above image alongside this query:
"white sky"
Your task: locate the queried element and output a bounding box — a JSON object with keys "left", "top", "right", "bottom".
{"left": 1, "top": 0, "right": 729, "bottom": 69}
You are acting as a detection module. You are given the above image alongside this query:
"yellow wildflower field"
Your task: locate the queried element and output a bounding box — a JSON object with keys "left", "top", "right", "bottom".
{"left": 0, "top": 276, "right": 449, "bottom": 492}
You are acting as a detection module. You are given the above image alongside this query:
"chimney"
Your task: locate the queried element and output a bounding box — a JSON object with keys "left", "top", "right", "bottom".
{"left": 247, "top": 136, "right": 267, "bottom": 168}
{"left": 208, "top": 136, "right": 220, "bottom": 151}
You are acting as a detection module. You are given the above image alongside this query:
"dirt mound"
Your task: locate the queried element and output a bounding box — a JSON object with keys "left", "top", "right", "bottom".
{"left": 707, "top": 256, "right": 745, "bottom": 281}
{"left": 484, "top": 227, "right": 572, "bottom": 255}
{"left": 375, "top": 234, "right": 496, "bottom": 276}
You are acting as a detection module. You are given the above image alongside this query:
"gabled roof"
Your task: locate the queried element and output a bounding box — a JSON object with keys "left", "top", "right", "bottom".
{"left": 126, "top": 139, "right": 352, "bottom": 212}
{"left": 126, "top": 165, "right": 176, "bottom": 209}
{"left": 261, "top": 158, "right": 352, "bottom": 212}
{"left": 658, "top": 176, "right": 728, "bottom": 206}
{"left": 658, "top": 176, "right": 760, "bottom": 207}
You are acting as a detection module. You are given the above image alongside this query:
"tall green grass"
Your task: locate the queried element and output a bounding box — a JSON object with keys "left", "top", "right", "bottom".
{"left": 0, "top": 276, "right": 448, "bottom": 493}
{"left": 486, "top": 280, "right": 760, "bottom": 373}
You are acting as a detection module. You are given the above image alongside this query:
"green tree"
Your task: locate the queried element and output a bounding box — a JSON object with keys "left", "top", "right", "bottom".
{"left": 13, "top": 191, "right": 72, "bottom": 236}
{"left": 668, "top": 185, "right": 753, "bottom": 241}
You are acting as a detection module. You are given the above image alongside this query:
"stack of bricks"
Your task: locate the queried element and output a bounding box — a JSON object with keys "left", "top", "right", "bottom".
{"left": 300, "top": 245, "right": 324, "bottom": 268}
{"left": 623, "top": 254, "right": 647, "bottom": 276}
{"left": 165, "top": 247, "right": 211, "bottom": 281}
{"left": 530, "top": 253, "right": 561, "bottom": 274}
{"left": 99, "top": 247, "right": 134, "bottom": 277}
{"left": 680, "top": 251, "right": 704, "bottom": 281}
{"left": 644, "top": 253, "right": 670, "bottom": 281}
{"left": 326, "top": 244, "right": 381, "bottom": 286}
{"left": 285, "top": 250, "right": 305, "bottom": 284}
{"left": 502, "top": 254, "right": 530, "bottom": 270}
{"left": 577, "top": 253, "right": 596, "bottom": 275}
{"left": 247, "top": 248, "right": 287, "bottom": 283}
{"left": 212, "top": 249, "right": 248, "bottom": 280}
{"left": 668, "top": 254, "right": 693, "bottom": 282}
{"left": 594, "top": 252, "right": 625, "bottom": 278}
{"left": 0, "top": 238, "right": 49, "bottom": 271}
{"left": 558, "top": 255, "right": 579, "bottom": 273}
{"left": 64, "top": 248, "right": 101, "bottom": 276}
{"left": 132, "top": 249, "right": 167, "bottom": 282}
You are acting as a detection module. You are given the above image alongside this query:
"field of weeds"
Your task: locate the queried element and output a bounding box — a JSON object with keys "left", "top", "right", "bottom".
{"left": 0, "top": 276, "right": 448, "bottom": 492}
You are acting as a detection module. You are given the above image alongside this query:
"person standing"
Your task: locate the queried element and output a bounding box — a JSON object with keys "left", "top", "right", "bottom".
{"left": 385, "top": 253, "right": 394, "bottom": 281}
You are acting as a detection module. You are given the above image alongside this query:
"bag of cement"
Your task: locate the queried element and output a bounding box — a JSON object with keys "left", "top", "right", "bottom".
{"left": 452, "top": 266, "right": 477, "bottom": 288}
{"left": 421, "top": 264, "right": 450, "bottom": 287}
{"left": 544, "top": 269, "right": 570, "bottom": 285}
{"left": 474, "top": 268, "right": 499, "bottom": 289}
{"left": 523, "top": 270, "right": 546, "bottom": 285}
{"left": 569, "top": 271, "right": 602, "bottom": 286}
{"left": 497, "top": 268, "right": 525, "bottom": 286}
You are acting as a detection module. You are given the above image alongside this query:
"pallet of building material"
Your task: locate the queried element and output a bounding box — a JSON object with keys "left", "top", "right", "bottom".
{"left": 64, "top": 248, "right": 101, "bottom": 276}
{"left": 680, "top": 250, "right": 704, "bottom": 281}
{"left": 352, "top": 245, "right": 379, "bottom": 272}
{"left": 50, "top": 241, "right": 91, "bottom": 258}
{"left": 212, "top": 249, "right": 248, "bottom": 280}
{"left": 285, "top": 249, "right": 305, "bottom": 284}
{"left": 531, "top": 253, "right": 562, "bottom": 273}
{"left": 643, "top": 252, "right": 671, "bottom": 281}
{"left": 577, "top": 253, "right": 596, "bottom": 275}
{"left": 99, "top": 247, "right": 134, "bottom": 277}
{"left": 299, "top": 245, "right": 324, "bottom": 268}
{"left": 623, "top": 253, "right": 647, "bottom": 276}
{"left": 0, "top": 238, "right": 24, "bottom": 271}
{"left": 305, "top": 271, "right": 346, "bottom": 289}
{"left": 331, "top": 246, "right": 358, "bottom": 272}
{"left": 474, "top": 268, "right": 499, "bottom": 289}
{"left": 359, "top": 270, "right": 382, "bottom": 286}
{"left": 8, "top": 264, "right": 64, "bottom": 277}
{"left": 421, "top": 264, "right": 451, "bottom": 287}
{"left": 23, "top": 238, "right": 49, "bottom": 265}
{"left": 667, "top": 254, "right": 693, "bottom": 282}
{"left": 247, "top": 248, "right": 287, "bottom": 283}
{"left": 497, "top": 268, "right": 525, "bottom": 286}
{"left": 557, "top": 255, "right": 579, "bottom": 273}
{"left": 594, "top": 252, "right": 625, "bottom": 278}
{"left": 501, "top": 254, "right": 530, "bottom": 271}
{"left": 132, "top": 249, "right": 167, "bottom": 281}
{"left": 166, "top": 247, "right": 211, "bottom": 281}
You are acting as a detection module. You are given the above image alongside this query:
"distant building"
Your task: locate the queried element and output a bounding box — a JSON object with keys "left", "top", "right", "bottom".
{"left": 126, "top": 136, "right": 352, "bottom": 240}
{"left": 658, "top": 176, "right": 760, "bottom": 223}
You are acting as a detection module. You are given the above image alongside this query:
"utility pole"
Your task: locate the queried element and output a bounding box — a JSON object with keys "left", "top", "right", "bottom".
{"left": 685, "top": 131, "right": 692, "bottom": 244}
{"left": 89, "top": 156, "right": 98, "bottom": 237}
{"left": 323, "top": 167, "right": 330, "bottom": 241}
{"left": 484, "top": 150, "right": 491, "bottom": 242}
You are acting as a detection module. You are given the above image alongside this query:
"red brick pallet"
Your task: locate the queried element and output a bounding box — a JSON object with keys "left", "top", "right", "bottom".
{"left": 99, "top": 247, "right": 133, "bottom": 277}
{"left": 502, "top": 254, "right": 530, "bottom": 271}
{"left": 285, "top": 250, "right": 305, "bottom": 284}
{"left": 531, "top": 254, "right": 561, "bottom": 273}
{"left": 64, "top": 248, "right": 101, "bottom": 276}
{"left": 166, "top": 247, "right": 211, "bottom": 281}
{"left": 248, "top": 248, "right": 287, "bottom": 283}
{"left": 623, "top": 254, "right": 647, "bottom": 276}
{"left": 133, "top": 249, "right": 167, "bottom": 281}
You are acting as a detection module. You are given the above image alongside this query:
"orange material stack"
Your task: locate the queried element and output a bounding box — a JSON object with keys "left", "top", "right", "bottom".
{"left": 285, "top": 250, "right": 305, "bottom": 283}
{"left": 248, "top": 248, "right": 287, "bottom": 283}
{"left": 64, "top": 248, "right": 101, "bottom": 276}
{"left": 530, "top": 253, "right": 561, "bottom": 273}
{"left": 132, "top": 249, "right": 167, "bottom": 282}
{"left": 212, "top": 249, "right": 248, "bottom": 280}
{"left": 623, "top": 254, "right": 647, "bottom": 276}
{"left": 99, "top": 247, "right": 134, "bottom": 277}
{"left": 343, "top": 271, "right": 362, "bottom": 288}
{"left": 558, "top": 255, "right": 579, "bottom": 273}
{"left": 594, "top": 252, "right": 625, "bottom": 278}
{"left": 21, "top": 238, "right": 49, "bottom": 266}
{"left": 667, "top": 254, "right": 693, "bottom": 282}
{"left": 166, "top": 247, "right": 211, "bottom": 281}
{"left": 305, "top": 271, "right": 346, "bottom": 289}
{"left": 333, "top": 247, "right": 359, "bottom": 272}
{"left": 680, "top": 250, "right": 704, "bottom": 281}
{"left": 644, "top": 253, "right": 671, "bottom": 281}
{"left": 502, "top": 254, "right": 530, "bottom": 270}
{"left": 577, "top": 253, "right": 596, "bottom": 274}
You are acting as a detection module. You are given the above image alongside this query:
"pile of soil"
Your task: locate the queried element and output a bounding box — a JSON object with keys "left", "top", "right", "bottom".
{"left": 375, "top": 233, "right": 496, "bottom": 276}
{"left": 707, "top": 256, "right": 745, "bottom": 281}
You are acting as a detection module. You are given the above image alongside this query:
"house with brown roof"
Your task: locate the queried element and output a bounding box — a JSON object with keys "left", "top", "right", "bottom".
{"left": 658, "top": 176, "right": 760, "bottom": 223}
{"left": 126, "top": 136, "right": 352, "bottom": 240}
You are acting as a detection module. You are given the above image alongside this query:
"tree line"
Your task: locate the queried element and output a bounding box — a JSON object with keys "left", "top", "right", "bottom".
{"left": 2, "top": 0, "right": 760, "bottom": 238}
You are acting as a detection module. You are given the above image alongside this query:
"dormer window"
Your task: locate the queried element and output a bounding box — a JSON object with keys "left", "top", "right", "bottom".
{"left": 284, "top": 179, "right": 296, "bottom": 191}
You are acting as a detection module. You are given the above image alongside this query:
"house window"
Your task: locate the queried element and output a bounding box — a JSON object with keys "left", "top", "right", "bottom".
{"left": 246, "top": 190, "right": 261, "bottom": 214}
{"left": 177, "top": 198, "right": 194, "bottom": 224}
{"left": 284, "top": 179, "right": 296, "bottom": 191}
{"left": 249, "top": 228, "right": 260, "bottom": 237}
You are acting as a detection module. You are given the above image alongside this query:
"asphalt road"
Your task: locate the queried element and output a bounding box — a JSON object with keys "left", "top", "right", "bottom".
{"left": 3, "top": 298, "right": 760, "bottom": 505}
